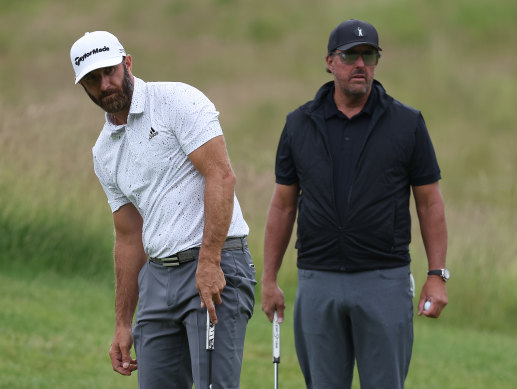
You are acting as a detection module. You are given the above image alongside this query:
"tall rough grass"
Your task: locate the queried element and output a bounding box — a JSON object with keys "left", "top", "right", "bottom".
{"left": 0, "top": 166, "right": 115, "bottom": 281}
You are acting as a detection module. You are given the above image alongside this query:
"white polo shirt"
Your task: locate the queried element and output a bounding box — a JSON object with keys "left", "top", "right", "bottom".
{"left": 92, "top": 77, "right": 249, "bottom": 258}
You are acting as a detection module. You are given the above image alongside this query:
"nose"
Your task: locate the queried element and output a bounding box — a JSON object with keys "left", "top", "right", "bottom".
{"left": 355, "top": 54, "right": 366, "bottom": 67}
{"left": 99, "top": 73, "right": 111, "bottom": 90}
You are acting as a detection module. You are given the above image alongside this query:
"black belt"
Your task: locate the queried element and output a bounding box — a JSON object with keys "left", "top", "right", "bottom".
{"left": 149, "top": 237, "right": 247, "bottom": 267}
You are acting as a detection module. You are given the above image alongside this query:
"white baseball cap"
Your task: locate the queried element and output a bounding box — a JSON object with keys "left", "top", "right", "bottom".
{"left": 70, "top": 31, "right": 126, "bottom": 84}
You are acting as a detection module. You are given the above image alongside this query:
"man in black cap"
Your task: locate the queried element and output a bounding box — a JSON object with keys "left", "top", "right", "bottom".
{"left": 262, "top": 19, "right": 449, "bottom": 388}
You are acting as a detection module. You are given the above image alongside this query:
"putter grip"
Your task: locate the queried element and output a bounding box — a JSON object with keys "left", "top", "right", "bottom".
{"left": 273, "top": 311, "right": 280, "bottom": 363}
{"left": 206, "top": 311, "right": 215, "bottom": 351}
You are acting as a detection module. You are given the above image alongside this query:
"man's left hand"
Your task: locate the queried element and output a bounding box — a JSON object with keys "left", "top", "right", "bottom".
{"left": 417, "top": 276, "right": 448, "bottom": 318}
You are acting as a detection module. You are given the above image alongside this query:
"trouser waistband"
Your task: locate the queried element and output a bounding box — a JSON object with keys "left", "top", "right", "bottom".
{"left": 149, "top": 237, "right": 248, "bottom": 267}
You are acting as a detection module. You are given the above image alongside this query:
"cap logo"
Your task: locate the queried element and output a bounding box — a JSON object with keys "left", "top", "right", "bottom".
{"left": 355, "top": 27, "right": 365, "bottom": 37}
{"left": 74, "top": 46, "right": 110, "bottom": 67}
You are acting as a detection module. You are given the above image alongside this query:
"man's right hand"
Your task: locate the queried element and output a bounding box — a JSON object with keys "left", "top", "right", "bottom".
{"left": 109, "top": 326, "right": 138, "bottom": 376}
{"left": 262, "top": 183, "right": 299, "bottom": 325}
{"left": 261, "top": 281, "right": 286, "bottom": 323}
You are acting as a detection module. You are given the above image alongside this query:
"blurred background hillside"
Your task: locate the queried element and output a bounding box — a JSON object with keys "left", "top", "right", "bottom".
{"left": 1, "top": 0, "right": 516, "bottom": 388}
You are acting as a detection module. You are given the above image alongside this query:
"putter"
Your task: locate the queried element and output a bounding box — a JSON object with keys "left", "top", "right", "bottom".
{"left": 206, "top": 310, "right": 215, "bottom": 389}
{"left": 273, "top": 311, "right": 280, "bottom": 389}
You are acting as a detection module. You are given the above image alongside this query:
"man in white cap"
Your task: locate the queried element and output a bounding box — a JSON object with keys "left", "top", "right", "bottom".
{"left": 70, "top": 31, "right": 256, "bottom": 388}
{"left": 262, "top": 19, "right": 448, "bottom": 388}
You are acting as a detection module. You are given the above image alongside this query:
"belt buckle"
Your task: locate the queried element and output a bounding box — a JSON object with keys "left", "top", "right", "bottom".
{"left": 162, "top": 257, "right": 180, "bottom": 267}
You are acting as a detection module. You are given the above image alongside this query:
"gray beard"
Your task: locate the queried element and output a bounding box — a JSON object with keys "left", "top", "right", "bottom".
{"left": 343, "top": 83, "right": 370, "bottom": 98}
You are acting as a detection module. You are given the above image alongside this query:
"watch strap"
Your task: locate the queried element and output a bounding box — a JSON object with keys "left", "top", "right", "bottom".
{"left": 427, "top": 268, "right": 449, "bottom": 281}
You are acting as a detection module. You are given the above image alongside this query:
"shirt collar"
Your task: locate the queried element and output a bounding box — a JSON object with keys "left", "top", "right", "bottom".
{"left": 129, "top": 77, "right": 146, "bottom": 115}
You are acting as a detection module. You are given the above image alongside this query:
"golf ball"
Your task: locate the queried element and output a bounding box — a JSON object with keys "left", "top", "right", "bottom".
{"left": 424, "top": 301, "right": 431, "bottom": 311}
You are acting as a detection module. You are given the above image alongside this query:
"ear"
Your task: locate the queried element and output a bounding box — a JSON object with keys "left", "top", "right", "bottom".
{"left": 124, "top": 54, "right": 133, "bottom": 73}
{"left": 325, "top": 54, "right": 334, "bottom": 74}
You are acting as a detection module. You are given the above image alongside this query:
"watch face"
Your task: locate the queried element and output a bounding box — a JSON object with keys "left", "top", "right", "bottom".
{"left": 443, "top": 268, "right": 450, "bottom": 280}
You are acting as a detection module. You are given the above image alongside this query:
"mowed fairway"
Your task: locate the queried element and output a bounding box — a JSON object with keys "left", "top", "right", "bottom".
{"left": 1, "top": 0, "right": 517, "bottom": 388}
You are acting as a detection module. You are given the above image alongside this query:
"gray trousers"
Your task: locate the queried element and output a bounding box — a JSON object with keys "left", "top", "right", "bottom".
{"left": 294, "top": 266, "right": 413, "bottom": 389}
{"left": 133, "top": 246, "right": 256, "bottom": 389}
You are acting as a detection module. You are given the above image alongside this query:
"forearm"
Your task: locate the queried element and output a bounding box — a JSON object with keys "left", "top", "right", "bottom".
{"left": 262, "top": 202, "right": 297, "bottom": 283}
{"left": 413, "top": 183, "right": 448, "bottom": 270}
{"left": 417, "top": 202, "right": 448, "bottom": 270}
{"left": 114, "top": 240, "right": 147, "bottom": 327}
{"left": 199, "top": 171, "right": 236, "bottom": 260}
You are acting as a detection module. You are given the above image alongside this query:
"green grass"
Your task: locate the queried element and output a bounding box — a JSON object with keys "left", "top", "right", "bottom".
{"left": 0, "top": 272, "right": 133, "bottom": 389}
{"left": 1, "top": 0, "right": 517, "bottom": 387}
{"left": 1, "top": 272, "right": 516, "bottom": 389}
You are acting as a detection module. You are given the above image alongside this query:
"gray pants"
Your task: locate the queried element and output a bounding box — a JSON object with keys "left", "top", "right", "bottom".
{"left": 294, "top": 266, "right": 413, "bottom": 389}
{"left": 133, "top": 247, "right": 256, "bottom": 389}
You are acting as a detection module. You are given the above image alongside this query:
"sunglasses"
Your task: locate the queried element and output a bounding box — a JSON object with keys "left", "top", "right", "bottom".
{"left": 333, "top": 50, "right": 381, "bottom": 66}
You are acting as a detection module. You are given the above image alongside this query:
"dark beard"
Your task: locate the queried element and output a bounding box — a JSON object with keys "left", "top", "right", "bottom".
{"left": 84, "top": 63, "right": 134, "bottom": 114}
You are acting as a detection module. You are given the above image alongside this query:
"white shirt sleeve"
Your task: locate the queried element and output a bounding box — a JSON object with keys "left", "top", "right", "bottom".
{"left": 165, "top": 83, "right": 223, "bottom": 155}
{"left": 93, "top": 154, "right": 130, "bottom": 213}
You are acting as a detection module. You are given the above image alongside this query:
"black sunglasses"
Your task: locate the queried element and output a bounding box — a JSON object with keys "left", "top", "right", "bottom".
{"left": 333, "top": 50, "right": 381, "bottom": 66}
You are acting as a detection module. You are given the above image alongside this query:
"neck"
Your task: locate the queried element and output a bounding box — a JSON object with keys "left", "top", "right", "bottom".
{"left": 334, "top": 90, "right": 370, "bottom": 118}
{"left": 107, "top": 108, "right": 129, "bottom": 126}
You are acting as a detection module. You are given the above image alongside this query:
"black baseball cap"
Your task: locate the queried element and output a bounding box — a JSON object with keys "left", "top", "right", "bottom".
{"left": 327, "top": 19, "right": 382, "bottom": 53}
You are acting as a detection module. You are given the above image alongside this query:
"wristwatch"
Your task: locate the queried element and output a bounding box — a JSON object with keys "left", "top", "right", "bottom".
{"left": 427, "top": 268, "right": 450, "bottom": 282}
